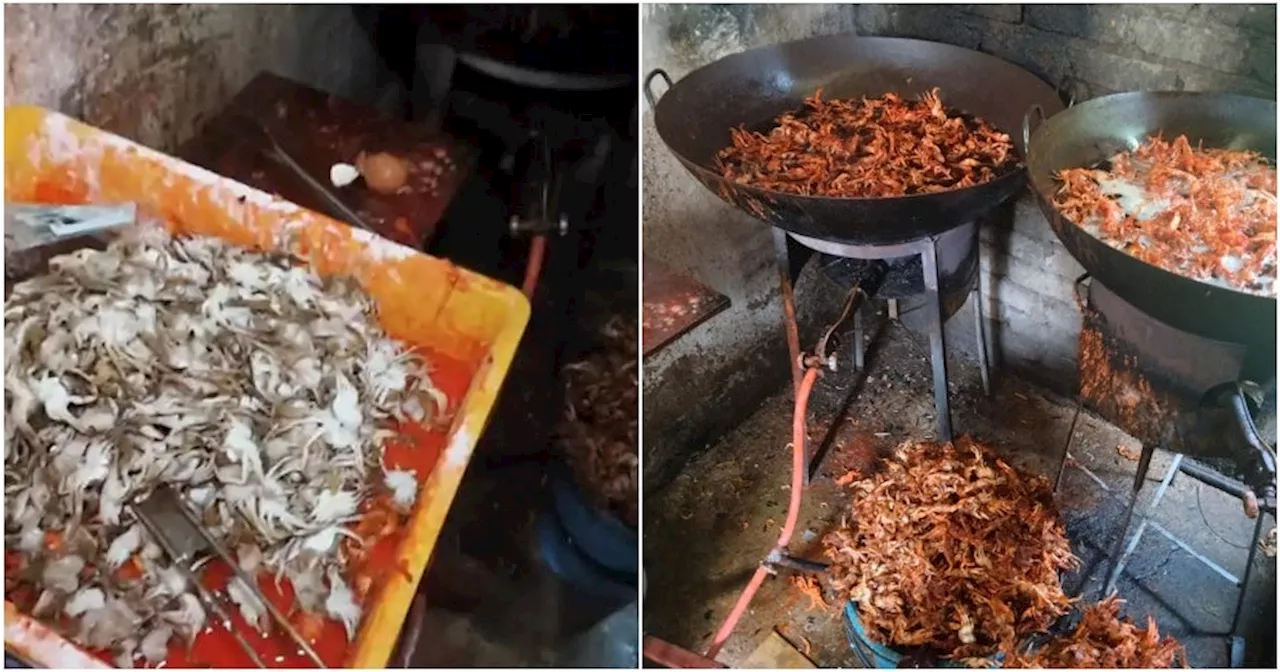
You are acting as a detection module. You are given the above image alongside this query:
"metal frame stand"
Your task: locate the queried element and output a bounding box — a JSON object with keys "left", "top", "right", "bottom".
{"left": 1055, "top": 407, "right": 1271, "bottom": 668}
{"left": 773, "top": 224, "right": 992, "bottom": 446}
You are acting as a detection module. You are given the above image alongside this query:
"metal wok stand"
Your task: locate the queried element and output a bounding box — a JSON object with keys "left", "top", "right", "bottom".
{"left": 1053, "top": 277, "right": 1277, "bottom": 669}
{"left": 772, "top": 219, "right": 992, "bottom": 457}
{"left": 1055, "top": 425, "right": 1273, "bottom": 668}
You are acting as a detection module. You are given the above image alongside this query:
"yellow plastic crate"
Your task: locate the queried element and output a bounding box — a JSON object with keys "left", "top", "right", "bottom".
{"left": 3, "top": 106, "right": 530, "bottom": 668}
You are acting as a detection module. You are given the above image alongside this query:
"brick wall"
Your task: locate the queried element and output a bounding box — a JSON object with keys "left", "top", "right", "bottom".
{"left": 857, "top": 4, "right": 1274, "bottom": 100}
{"left": 5, "top": 4, "right": 382, "bottom": 153}
{"left": 855, "top": 3, "right": 1276, "bottom": 391}
{"left": 642, "top": 3, "right": 1276, "bottom": 480}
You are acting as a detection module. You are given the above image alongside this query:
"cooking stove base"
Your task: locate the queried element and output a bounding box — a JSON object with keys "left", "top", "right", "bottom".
{"left": 1057, "top": 275, "right": 1276, "bottom": 669}
{"left": 773, "top": 221, "right": 990, "bottom": 452}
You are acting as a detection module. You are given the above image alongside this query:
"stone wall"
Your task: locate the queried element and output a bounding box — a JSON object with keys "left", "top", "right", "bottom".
{"left": 642, "top": 3, "right": 1276, "bottom": 485}
{"left": 5, "top": 4, "right": 382, "bottom": 153}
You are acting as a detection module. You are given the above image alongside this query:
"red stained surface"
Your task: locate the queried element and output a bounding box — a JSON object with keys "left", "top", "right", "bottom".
{"left": 33, "top": 176, "right": 90, "bottom": 204}
{"left": 5, "top": 349, "right": 478, "bottom": 669}
{"left": 177, "top": 72, "right": 471, "bottom": 249}
{"left": 641, "top": 256, "right": 730, "bottom": 357}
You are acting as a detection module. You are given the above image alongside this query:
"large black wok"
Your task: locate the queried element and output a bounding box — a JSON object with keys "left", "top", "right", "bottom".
{"left": 1026, "top": 91, "right": 1277, "bottom": 351}
{"left": 645, "top": 36, "right": 1065, "bottom": 245}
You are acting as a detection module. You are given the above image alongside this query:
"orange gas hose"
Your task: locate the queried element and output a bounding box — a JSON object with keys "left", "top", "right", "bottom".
{"left": 705, "top": 365, "right": 820, "bottom": 661}
{"left": 522, "top": 233, "right": 548, "bottom": 299}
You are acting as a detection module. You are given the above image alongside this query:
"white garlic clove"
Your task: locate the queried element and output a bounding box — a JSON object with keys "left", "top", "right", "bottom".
{"left": 329, "top": 163, "right": 360, "bottom": 188}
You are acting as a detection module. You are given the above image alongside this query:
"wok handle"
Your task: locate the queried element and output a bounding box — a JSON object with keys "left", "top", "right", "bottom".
{"left": 1022, "top": 103, "right": 1046, "bottom": 153}
{"left": 644, "top": 69, "right": 673, "bottom": 112}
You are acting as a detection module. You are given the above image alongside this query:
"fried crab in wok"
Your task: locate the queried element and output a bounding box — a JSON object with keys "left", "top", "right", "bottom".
{"left": 3, "top": 224, "right": 448, "bottom": 666}
{"left": 1055, "top": 134, "right": 1277, "bottom": 296}
{"left": 716, "top": 88, "right": 1018, "bottom": 198}
{"left": 823, "top": 436, "right": 1078, "bottom": 660}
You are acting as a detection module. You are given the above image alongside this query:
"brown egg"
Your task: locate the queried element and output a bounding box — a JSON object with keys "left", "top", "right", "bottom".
{"left": 356, "top": 151, "right": 409, "bottom": 194}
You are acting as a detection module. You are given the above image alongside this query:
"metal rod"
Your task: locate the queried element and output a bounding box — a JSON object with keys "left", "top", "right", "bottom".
{"left": 1229, "top": 635, "right": 1246, "bottom": 669}
{"left": 765, "top": 553, "right": 829, "bottom": 574}
{"left": 1179, "top": 459, "right": 1252, "bottom": 502}
{"left": 1229, "top": 513, "right": 1267, "bottom": 635}
{"left": 1055, "top": 397, "right": 1085, "bottom": 493}
{"left": 170, "top": 495, "right": 328, "bottom": 667}
{"left": 971, "top": 285, "right": 991, "bottom": 397}
{"left": 807, "top": 282, "right": 874, "bottom": 480}
{"left": 1067, "top": 453, "right": 1243, "bottom": 585}
{"left": 254, "top": 125, "right": 373, "bottom": 233}
{"left": 1103, "top": 454, "right": 1184, "bottom": 596}
{"left": 852, "top": 304, "right": 865, "bottom": 371}
{"left": 131, "top": 505, "right": 268, "bottom": 668}
{"left": 773, "top": 228, "right": 803, "bottom": 399}
{"left": 1228, "top": 387, "right": 1278, "bottom": 506}
{"left": 919, "top": 236, "right": 952, "bottom": 441}
{"left": 396, "top": 593, "right": 428, "bottom": 668}
{"left": 1102, "top": 443, "right": 1155, "bottom": 595}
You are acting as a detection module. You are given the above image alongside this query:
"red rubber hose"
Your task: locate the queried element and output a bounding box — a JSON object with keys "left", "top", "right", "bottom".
{"left": 705, "top": 365, "right": 820, "bottom": 660}
{"left": 522, "top": 234, "right": 547, "bottom": 299}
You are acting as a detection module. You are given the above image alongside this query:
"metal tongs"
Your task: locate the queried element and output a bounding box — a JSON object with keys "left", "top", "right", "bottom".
{"left": 233, "top": 116, "right": 375, "bottom": 234}
{"left": 129, "top": 485, "right": 327, "bottom": 668}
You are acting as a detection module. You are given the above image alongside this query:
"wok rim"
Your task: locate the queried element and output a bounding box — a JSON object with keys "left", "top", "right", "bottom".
{"left": 1026, "top": 89, "right": 1279, "bottom": 305}
{"left": 653, "top": 35, "right": 1056, "bottom": 209}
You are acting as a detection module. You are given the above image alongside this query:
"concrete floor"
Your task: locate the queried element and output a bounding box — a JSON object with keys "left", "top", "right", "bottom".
{"left": 643, "top": 308, "right": 1276, "bottom": 668}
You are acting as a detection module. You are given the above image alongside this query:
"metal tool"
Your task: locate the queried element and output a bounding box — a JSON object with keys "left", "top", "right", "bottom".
{"left": 237, "top": 116, "right": 375, "bottom": 234}
{"left": 763, "top": 550, "right": 829, "bottom": 575}
{"left": 5, "top": 203, "right": 136, "bottom": 293}
{"left": 129, "top": 485, "right": 327, "bottom": 668}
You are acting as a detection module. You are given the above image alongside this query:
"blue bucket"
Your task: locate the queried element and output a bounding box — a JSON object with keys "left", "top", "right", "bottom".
{"left": 843, "top": 602, "right": 1004, "bottom": 669}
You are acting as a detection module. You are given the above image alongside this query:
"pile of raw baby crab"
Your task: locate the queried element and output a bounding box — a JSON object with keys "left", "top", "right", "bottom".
{"left": 4, "top": 224, "right": 447, "bottom": 666}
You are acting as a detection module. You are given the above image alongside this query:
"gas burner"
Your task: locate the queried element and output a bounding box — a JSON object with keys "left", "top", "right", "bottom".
{"left": 1057, "top": 274, "right": 1276, "bottom": 668}
{"left": 775, "top": 220, "right": 991, "bottom": 446}
{"left": 816, "top": 225, "right": 980, "bottom": 323}
{"left": 1064, "top": 276, "right": 1276, "bottom": 502}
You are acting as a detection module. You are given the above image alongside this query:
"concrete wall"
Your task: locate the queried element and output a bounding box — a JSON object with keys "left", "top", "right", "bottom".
{"left": 642, "top": 3, "right": 1276, "bottom": 484}
{"left": 641, "top": 5, "right": 859, "bottom": 488}
{"left": 5, "top": 4, "right": 382, "bottom": 153}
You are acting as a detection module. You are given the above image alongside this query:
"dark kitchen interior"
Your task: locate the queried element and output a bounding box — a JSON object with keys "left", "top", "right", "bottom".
{"left": 642, "top": 3, "right": 1276, "bottom": 669}
{"left": 354, "top": 6, "right": 640, "bottom": 667}
{"left": 4, "top": 3, "right": 637, "bottom": 669}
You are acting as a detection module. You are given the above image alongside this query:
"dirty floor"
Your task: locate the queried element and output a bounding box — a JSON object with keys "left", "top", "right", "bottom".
{"left": 643, "top": 308, "right": 1277, "bottom": 668}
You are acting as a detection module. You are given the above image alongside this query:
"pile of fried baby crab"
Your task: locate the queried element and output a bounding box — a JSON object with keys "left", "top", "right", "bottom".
{"left": 816, "top": 436, "right": 1187, "bottom": 668}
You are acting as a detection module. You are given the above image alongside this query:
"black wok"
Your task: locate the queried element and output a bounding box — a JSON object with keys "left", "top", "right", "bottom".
{"left": 645, "top": 35, "right": 1064, "bottom": 245}
{"left": 1026, "top": 91, "right": 1277, "bottom": 349}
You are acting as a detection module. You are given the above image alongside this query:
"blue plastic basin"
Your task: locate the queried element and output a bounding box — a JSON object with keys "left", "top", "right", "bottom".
{"left": 843, "top": 602, "right": 1004, "bottom": 669}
